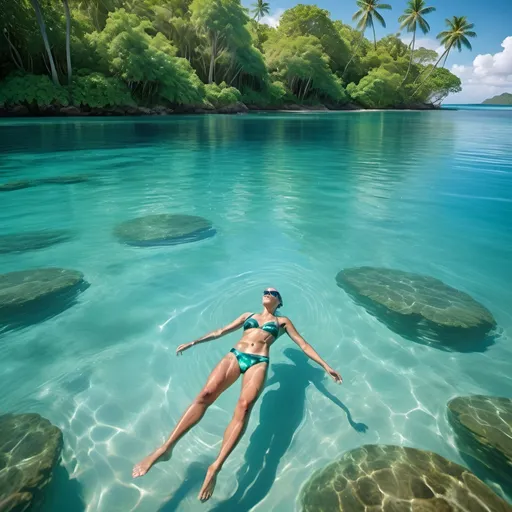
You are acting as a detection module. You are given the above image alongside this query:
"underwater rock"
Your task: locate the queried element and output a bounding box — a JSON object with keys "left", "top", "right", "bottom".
{"left": 0, "top": 180, "right": 33, "bottom": 192}
{"left": 336, "top": 267, "right": 496, "bottom": 348}
{"left": 0, "top": 230, "right": 73, "bottom": 254}
{"left": 37, "top": 174, "right": 91, "bottom": 185}
{"left": 300, "top": 444, "right": 511, "bottom": 512}
{"left": 0, "top": 268, "right": 87, "bottom": 328}
{"left": 0, "top": 413, "right": 63, "bottom": 512}
{"left": 448, "top": 395, "right": 512, "bottom": 489}
{"left": 114, "top": 214, "right": 215, "bottom": 246}
{"left": 0, "top": 175, "right": 90, "bottom": 192}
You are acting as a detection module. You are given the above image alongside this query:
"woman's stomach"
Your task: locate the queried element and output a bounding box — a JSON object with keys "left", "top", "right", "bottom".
{"left": 233, "top": 332, "right": 275, "bottom": 356}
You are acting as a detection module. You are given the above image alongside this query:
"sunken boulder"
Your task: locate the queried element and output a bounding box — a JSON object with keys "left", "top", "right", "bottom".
{"left": 0, "top": 230, "right": 73, "bottom": 254}
{"left": 448, "top": 395, "right": 512, "bottom": 489}
{"left": 300, "top": 444, "right": 511, "bottom": 512}
{"left": 38, "top": 175, "right": 91, "bottom": 185}
{"left": 0, "top": 413, "right": 63, "bottom": 512}
{"left": 336, "top": 267, "right": 496, "bottom": 347}
{"left": 0, "top": 180, "right": 33, "bottom": 192}
{"left": 114, "top": 214, "right": 215, "bottom": 246}
{"left": 0, "top": 268, "right": 87, "bottom": 329}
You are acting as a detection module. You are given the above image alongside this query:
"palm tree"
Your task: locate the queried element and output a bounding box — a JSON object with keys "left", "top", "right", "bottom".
{"left": 30, "top": 0, "right": 60, "bottom": 85}
{"left": 398, "top": 0, "right": 435, "bottom": 84}
{"left": 342, "top": 0, "right": 391, "bottom": 78}
{"left": 251, "top": 0, "right": 270, "bottom": 22}
{"left": 354, "top": 0, "right": 392, "bottom": 50}
{"left": 412, "top": 16, "right": 476, "bottom": 97}
{"left": 62, "top": 0, "right": 72, "bottom": 85}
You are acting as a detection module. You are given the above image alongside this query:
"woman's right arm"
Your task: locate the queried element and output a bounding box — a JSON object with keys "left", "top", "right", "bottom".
{"left": 176, "top": 312, "right": 251, "bottom": 355}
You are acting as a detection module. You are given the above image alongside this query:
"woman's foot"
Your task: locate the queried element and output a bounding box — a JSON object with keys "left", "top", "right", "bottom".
{"left": 198, "top": 464, "right": 219, "bottom": 502}
{"left": 132, "top": 447, "right": 167, "bottom": 478}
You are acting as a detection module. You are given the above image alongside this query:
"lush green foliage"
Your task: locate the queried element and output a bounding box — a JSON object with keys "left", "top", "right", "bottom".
{"left": 205, "top": 82, "right": 242, "bottom": 107}
{"left": 88, "top": 9, "right": 204, "bottom": 104}
{"left": 347, "top": 68, "right": 403, "bottom": 108}
{"left": 0, "top": 73, "right": 69, "bottom": 106}
{"left": 72, "top": 73, "right": 135, "bottom": 107}
{"left": 0, "top": 0, "right": 472, "bottom": 110}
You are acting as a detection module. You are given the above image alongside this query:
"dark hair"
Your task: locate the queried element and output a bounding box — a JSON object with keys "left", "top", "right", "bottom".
{"left": 276, "top": 291, "right": 283, "bottom": 308}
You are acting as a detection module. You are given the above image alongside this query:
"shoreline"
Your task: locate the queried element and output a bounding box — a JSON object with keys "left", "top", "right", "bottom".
{"left": 0, "top": 102, "right": 439, "bottom": 118}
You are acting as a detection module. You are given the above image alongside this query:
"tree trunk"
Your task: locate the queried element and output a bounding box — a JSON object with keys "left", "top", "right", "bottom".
{"left": 441, "top": 51, "right": 449, "bottom": 68}
{"left": 3, "top": 30, "right": 24, "bottom": 70}
{"left": 401, "top": 29, "right": 415, "bottom": 85}
{"left": 208, "top": 32, "right": 216, "bottom": 84}
{"left": 342, "top": 32, "right": 365, "bottom": 79}
{"left": 229, "top": 65, "right": 243, "bottom": 86}
{"left": 302, "top": 77, "right": 311, "bottom": 100}
{"left": 30, "top": 0, "right": 60, "bottom": 85}
{"left": 411, "top": 46, "right": 451, "bottom": 98}
{"left": 372, "top": 23, "right": 377, "bottom": 50}
{"left": 62, "top": 0, "right": 72, "bottom": 85}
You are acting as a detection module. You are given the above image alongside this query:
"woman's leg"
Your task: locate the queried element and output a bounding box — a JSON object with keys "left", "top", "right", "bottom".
{"left": 198, "top": 361, "right": 268, "bottom": 501}
{"left": 132, "top": 353, "right": 240, "bottom": 478}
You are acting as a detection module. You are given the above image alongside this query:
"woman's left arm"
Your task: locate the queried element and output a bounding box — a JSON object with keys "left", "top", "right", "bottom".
{"left": 281, "top": 317, "right": 342, "bottom": 383}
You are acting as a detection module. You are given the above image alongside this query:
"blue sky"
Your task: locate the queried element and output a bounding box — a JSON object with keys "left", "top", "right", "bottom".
{"left": 246, "top": 0, "right": 512, "bottom": 103}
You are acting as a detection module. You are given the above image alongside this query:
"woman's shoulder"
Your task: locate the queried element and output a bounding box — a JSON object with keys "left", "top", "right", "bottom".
{"left": 277, "top": 315, "right": 291, "bottom": 325}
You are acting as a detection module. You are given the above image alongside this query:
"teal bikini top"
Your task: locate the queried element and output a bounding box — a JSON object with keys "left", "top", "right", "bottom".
{"left": 243, "top": 314, "right": 280, "bottom": 339}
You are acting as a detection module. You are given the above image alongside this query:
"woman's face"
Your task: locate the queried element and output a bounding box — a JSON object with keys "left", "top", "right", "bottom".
{"left": 262, "top": 287, "right": 281, "bottom": 309}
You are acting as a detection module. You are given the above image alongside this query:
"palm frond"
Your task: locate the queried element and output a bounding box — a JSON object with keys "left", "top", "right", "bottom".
{"left": 352, "top": 10, "right": 363, "bottom": 21}
{"left": 460, "top": 36, "right": 473, "bottom": 50}
{"left": 377, "top": 3, "right": 392, "bottom": 9}
{"left": 418, "top": 18, "right": 430, "bottom": 34}
{"left": 421, "top": 6, "right": 436, "bottom": 14}
{"left": 373, "top": 10, "right": 386, "bottom": 28}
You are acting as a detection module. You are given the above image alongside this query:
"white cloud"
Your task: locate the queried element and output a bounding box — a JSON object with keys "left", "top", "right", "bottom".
{"left": 260, "top": 8, "right": 284, "bottom": 28}
{"left": 400, "top": 36, "right": 444, "bottom": 57}
{"left": 448, "top": 36, "right": 512, "bottom": 103}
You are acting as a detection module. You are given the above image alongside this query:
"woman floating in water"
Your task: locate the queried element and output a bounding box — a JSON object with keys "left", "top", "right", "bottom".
{"left": 132, "top": 288, "right": 342, "bottom": 502}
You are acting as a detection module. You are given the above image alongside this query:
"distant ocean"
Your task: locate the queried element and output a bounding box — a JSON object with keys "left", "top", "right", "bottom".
{"left": 443, "top": 103, "right": 512, "bottom": 110}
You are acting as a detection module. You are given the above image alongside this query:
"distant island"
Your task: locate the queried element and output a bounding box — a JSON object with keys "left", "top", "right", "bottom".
{"left": 482, "top": 93, "right": 512, "bottom": 105}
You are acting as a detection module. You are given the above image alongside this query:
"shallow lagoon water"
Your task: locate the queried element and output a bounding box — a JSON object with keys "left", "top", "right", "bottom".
{"left": 0, "top": 110, "right": 511, "bottom": 511}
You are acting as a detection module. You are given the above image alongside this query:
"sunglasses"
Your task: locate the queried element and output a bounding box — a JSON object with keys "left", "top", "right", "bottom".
{"left": 263, "top": 290, "right": 281, "bottom": 299}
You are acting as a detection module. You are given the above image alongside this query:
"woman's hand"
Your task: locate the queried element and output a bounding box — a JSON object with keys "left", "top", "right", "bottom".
{"left": 326, "top": 367, "right": 343, "bottom": 384}
{"left": 176, "top": 342, "right": 194, "bottom": 356}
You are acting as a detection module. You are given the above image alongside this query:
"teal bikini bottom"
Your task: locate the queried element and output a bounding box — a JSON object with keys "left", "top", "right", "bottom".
{"left": 230, "top": 348, "right": 269, "bottom": 373}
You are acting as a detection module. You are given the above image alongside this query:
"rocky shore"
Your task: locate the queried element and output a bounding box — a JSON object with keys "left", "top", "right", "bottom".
{"left": 0, "top": 101, "right": 438, "bottom": 117}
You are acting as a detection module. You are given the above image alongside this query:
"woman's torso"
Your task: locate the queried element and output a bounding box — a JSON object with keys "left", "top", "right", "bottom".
{"left": 233, "top": 313, "right": 283, "bottom": 357}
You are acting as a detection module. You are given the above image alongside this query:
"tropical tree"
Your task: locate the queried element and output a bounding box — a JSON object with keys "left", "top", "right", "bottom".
{"left": 353, "top": 0, "right": 392, "bottom": 50}
{"left": 265, "top": 34, "right": 347, "bottom": 103}
{"left": 343, "top": 0, "right": 391, "bottom": 78}
{"left": 190, "top": 0, "right": 251, "bottom": 84}
{"left": 29, "top": 0, "right": 60, "bottom": 85}
{"left": 398, "top": 0, "right": 435, "bottom": 84}
{"left": 412, "top": 15, "right": 476, "bottom": 96}
{"left": 279, "top": 5, "right": 350, "bottom": 74}
{"left": 62, "top": 0, "right": 72, "bottom": 84}
{"left": 251, "top": 0, "right": 270, "bottom": 22}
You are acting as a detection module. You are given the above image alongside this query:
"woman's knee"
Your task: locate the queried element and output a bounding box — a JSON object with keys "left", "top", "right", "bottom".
{"left": 235, "top": 397, "right": 254, "bottom": 417}
{"left": 196, "top": 388, "right": 217, "bottom": 406}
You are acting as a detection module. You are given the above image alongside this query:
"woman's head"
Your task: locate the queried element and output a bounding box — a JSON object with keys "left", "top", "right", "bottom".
{"left": 262, "top": 287, "right": 283, "bottom": 311}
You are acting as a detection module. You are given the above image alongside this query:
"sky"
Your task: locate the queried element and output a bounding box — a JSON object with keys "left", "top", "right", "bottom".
{"left": 243, "top": 0, "right": 512, "bottom": 103}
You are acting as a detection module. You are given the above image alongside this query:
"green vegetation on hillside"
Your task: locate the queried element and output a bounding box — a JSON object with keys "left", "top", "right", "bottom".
{"left": 0, "top": 0, "right": 474, "bottom": 112}
{"left": 482, "top": 93, "right": 512, "bottom": 105}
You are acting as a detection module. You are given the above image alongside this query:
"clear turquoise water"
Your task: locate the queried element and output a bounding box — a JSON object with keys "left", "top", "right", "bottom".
{"left": 1, "top": 111, "right": 511, "bottom": 511}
